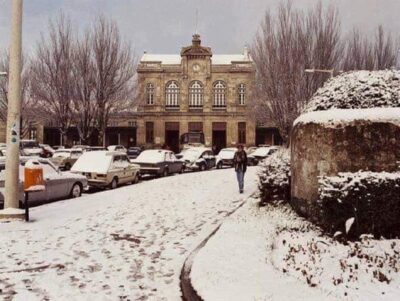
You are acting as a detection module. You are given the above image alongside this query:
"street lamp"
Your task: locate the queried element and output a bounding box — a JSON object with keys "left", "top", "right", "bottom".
{"left": 0, "top": 0, "right": 24, "bottom": 220}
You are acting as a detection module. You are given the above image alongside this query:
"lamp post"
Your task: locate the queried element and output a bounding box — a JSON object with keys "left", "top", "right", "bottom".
{"left": 0, "top": 0, "right": 24, "bottom": 220}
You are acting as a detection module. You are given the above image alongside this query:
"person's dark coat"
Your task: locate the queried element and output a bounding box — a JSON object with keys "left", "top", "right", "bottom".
{"left": 233, "top": 150, "right": 248, "bottom": 172}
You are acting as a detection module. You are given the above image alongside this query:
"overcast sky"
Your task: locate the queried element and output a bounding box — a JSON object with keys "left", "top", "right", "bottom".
{"left": 0, "top": 0, "right": 399, "bottom": 57}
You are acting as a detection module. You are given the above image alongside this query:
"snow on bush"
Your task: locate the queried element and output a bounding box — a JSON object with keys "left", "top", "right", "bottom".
{"left": 305, "top": 70, "right": 400, "bottom": 113}
{"left": 258, "top": 148, "right": 290, "bottom": 205}
{"left": 317, "top": 171, "right": 400, "bottom": 239}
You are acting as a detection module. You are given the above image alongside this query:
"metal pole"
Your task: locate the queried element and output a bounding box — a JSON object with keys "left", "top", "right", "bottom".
{"left": 4, "top": 0, "right": 23, "bottom": 211}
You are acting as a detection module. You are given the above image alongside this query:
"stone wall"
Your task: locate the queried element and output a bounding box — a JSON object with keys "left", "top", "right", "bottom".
{"left": 291, "top": 108, "right": 400, "bottom": 220}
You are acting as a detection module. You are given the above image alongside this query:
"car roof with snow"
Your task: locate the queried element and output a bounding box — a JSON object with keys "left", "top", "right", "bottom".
{"left": 71, "top": 151, "right": 128, "bottom": 173}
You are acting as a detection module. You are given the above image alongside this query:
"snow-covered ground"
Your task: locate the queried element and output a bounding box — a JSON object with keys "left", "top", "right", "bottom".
{"left": 0, "top": 167, "right": 259, "bottom": 300}
{"left": 191, "top": 199, "right": 400, "bottom": 301}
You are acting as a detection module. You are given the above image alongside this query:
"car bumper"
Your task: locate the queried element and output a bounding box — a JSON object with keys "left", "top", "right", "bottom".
{"left": 139, "top": 167, "right": 161, "bottom": 175}
{"left": 87, "top": 179, "right": 109, "bottom": 187}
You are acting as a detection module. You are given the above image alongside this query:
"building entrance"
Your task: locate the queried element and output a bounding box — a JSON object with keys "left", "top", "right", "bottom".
{"left": 165, "top": 122, "right": 180, "bottom": 153}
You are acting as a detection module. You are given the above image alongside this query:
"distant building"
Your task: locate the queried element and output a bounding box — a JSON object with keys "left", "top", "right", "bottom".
{"left": 0, "top": 34, "right": 281, "bottom": 149}
{"left": 136, "top": 34, "right": 258, "bottom": 153}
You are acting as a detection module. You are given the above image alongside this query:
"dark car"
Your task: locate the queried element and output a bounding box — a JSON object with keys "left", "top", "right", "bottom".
{"left": 127, "top": 147, "right": 142, "bottom": 160}
{"left": 132, "top": 149, "right": 184, "bottom": 177}
{"left": 176, "top": 147, "right": 216, "bottom": 171}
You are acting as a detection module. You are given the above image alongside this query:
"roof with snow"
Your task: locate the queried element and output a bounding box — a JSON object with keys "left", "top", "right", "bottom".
{"left": 140, "top": 53, "right": 252, "bottom": 65}
{"left": 305, "top": 70, "right": 400, "bottom": 113}
{"left": 294, "top": 108, "right": 400, "bottom": 127}
{"left": 140, "top": 34, "right": 252, "bottom": 65}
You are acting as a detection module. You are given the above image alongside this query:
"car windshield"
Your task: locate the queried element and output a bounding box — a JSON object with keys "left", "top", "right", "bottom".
{"left": 21, "top": 141, "right": 39, "bottom": 148}
{"left": 135, "top": 150, "right": 165, "bottom": 163}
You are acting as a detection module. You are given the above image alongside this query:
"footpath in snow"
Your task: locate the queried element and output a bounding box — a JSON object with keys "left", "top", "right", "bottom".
{"left": 190, "top": 199, "right": 400, "bottom": 301}
{"left": 0, "top": 167, "right": 259, "bottom": 300}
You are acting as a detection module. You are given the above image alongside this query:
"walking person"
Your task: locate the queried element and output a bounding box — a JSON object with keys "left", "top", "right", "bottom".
{"left": 233, "top": 144, "right": 247, "bottom": 193}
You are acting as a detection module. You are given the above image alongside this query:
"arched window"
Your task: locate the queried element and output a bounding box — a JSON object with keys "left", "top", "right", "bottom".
{"left": 238, "top": 83, "right": 245, "bottom": 105}
{"left": 213, "top": 80, "right": 226, "bottom": 107}
{"left": 146, "top": 83, "right": 155, "bottom": 105}
{"left": 189, "top": 81, "right": 203, "bottom": 108}
{"left": 165, "top": 81, "right": 180, "bottom": 108}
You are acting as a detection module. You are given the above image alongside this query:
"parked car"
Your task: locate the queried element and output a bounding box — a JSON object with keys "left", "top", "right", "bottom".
{"left": 85, "top": 146, "right": 107, "bottom": 152}
{"left": 216, "top": 148, "right": 237, "bottom": 169}
{"left": 52, "top": 145, "right": 65, "bottom": 151}
{"left": 72, "top": 145, "right": 89, "bottom": 152}
{"left": 0, "top": 158, "right": 88, "bottom": 207}
{"left": 40, "top": 144, "right": 55, "bottom": 158}
{"left": 20, "top": 140, "right": 43, "bottom": 157}
{"left": 50, "top": 149, "right": 83, "bottom": 170}
{"left": 177, "top": 147, "right": 215, "bottom": 171}
{"left": 0, "top": 143, "right": 6, "bottom": 151}
{"left": 108, "top": 145, "right": 127, "bottom": 153}
{"left": 71, "top": 151, "right": 140, "bottom": 189}
{"left": 245, "top": 147, "right": 259, "bottom": 166}
{"left": 133, "top": 149, "right": 184, "bottom": 177}
{"left": 127, "top": 147, "right": 142, "bottom": 160}
{"left": 247, "top": 146, "right": 280, "bottom": 163}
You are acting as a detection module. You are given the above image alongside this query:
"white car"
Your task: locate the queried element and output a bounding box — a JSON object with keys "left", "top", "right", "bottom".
{"left": 0, "top": 158, "right": 88, "bottom": 206}
{"left": 107, "top": 145, "right": 127, "bottom": 153}
{"left": 216, "top": 148, "right": 237, "bottom": 169}
{"left": 247, "top": 146, "right": 280, "bottom": 162}
{"left": 71, "top": 151, "right": 140, "bottom": 189}
{"left": 20, "top": 140, "right": 44, "bottom": 157}
{"left": 176, "top": 147, "right": 216, "bottom": 171}
{"left": 50, "top": 149, "right": 83, "bottom": 170}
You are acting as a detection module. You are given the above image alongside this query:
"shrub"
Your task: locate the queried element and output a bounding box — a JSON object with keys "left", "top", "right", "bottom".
{"left": 258, "top": 148, "right": 290, "bottom": 205}
{"left": 305, "top": 70, "right": 400, "bottom": 113}
{"left": 317, "top": 171, "right": 400, "bottom": 239}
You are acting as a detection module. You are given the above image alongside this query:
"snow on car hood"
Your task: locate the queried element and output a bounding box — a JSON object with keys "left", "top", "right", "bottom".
{"left": 217, "top": 150, "right": 236, "bottom": 160}
{"left": 132, "top": 150, "right": 165, "bottom": 164}
{"left": 71, "top": 151, "right": 112, "bottom": 174}
{"left": 23, "top": 148, "right": 42, "bottom": 155}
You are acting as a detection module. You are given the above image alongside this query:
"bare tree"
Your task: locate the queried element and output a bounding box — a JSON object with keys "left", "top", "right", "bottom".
{"left": 30, "top": 14, "right": 75, "bottom": 145}
{"left": 251, "top": 1, "right": 343, "bottom": 144}
{"left": 90, "top": 16, "right": 136, "bottom": 146}
{"left": 0, "top": 50, "right": 34, "bottom": 138}
{"left": 71, "top": 30, "right": 98, "bottom": 145}
{"left": 342, "top": 25, "right": 398, "bottom": 71}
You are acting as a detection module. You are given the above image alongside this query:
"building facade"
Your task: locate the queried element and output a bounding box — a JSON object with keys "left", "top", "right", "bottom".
{"left": 0, "top": 34, "right": 281, "bottom": 150}
{"left": 136, "top": 34, "right": 256, "bottom": 153}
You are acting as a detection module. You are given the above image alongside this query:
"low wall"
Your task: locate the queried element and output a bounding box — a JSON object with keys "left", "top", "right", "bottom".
{"left": 291, "top": 108, "right": 400, "bottom": 220}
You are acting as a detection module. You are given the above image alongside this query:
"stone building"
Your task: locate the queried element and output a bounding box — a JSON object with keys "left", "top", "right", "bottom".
{"left": 0, "top": 34, "right": 281, "bottom": 150}
{"left": 135, "top": 34, "right": 257, "bottom": 153}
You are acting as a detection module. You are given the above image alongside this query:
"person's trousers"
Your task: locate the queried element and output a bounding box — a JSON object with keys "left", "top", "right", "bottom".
{"left": 236, "top": 170, "right": 245, "bottom": 191}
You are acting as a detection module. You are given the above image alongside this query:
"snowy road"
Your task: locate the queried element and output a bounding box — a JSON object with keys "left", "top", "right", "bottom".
{"left": 0, "top": 167, "right": 259, "bottom": 300}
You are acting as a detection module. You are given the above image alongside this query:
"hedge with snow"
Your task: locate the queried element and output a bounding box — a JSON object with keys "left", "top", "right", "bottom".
{"left": 305, "top": 70, "right": 400, "bottom": 112}
{"left": 258, "top": 148, "right": 290, "bottom": 205}
{"left": 317, "top": 171, "right": 400, "bottom": 239}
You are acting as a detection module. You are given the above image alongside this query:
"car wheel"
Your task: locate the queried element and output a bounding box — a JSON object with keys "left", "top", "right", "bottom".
{"left": 70, "top": 183, "right": 82, "bottom": 198}
{"left": 200, "top": 164, "right": 206, "bottom": 171}
{"left": 162, "top": 168, "right": 169, "bottom": 177}
{"left": 217, "top": 162, "right": 222, "bottom": 169}
{"left": 110, "top": 177, "right": 118, "bottom": 189}
{"left": 64, "top": 163, "right": 71, "bottom": 171}
{"left": 179, "top": 166, "right": 184, "bottom": 174}
{"left": 133, "top": 173, "right": 140, "bottom": 184}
